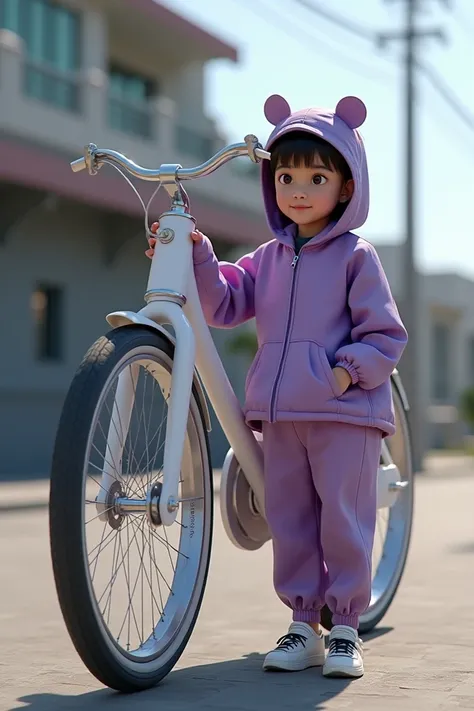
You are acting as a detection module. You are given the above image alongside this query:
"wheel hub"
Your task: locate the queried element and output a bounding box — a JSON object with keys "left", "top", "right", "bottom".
{"left": 106, "top": 480, "right": 125, "bottom": 530}
{"left": 146, "top": 482, "right": 163, "bottom": 527}
{"left": 102, "top": 480, "right": 164, "bottom": 529}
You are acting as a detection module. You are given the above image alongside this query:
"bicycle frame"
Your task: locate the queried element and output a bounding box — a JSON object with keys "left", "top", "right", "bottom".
{"left": 71, "top": 140, "right": 408, "bottom": 530}
{"left": 106, "top": 227, "right": 266, "bottom": 527}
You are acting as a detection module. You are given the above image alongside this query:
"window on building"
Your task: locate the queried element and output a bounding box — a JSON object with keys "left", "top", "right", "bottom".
{"left": 431, "top": 322, "right": 450, "bottom": 401}
{"left": 108, "top": 65, "right": 154, "bottom": 139}
{"left": 0, "top": 0, "right": 80, "bottom": 111}
{"left": 31, "top": 284, "right": 64, "bottom": 361}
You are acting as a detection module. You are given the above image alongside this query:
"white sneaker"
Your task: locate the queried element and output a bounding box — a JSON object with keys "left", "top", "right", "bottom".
{"left": 323, "top": 625, "right": 364, "bottom": 678}
{"left": 263, "top": 622, "right": 326, "bottom": 672}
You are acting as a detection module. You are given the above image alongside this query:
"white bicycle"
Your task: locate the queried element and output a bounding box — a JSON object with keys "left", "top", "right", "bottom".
{"left": 49, "top": 137, "right": 414, "bottom": 692}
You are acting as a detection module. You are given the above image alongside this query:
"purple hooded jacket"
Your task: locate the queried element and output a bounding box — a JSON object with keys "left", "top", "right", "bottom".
{"left": 192, "top": 94, "right": 407, "bottom": 437}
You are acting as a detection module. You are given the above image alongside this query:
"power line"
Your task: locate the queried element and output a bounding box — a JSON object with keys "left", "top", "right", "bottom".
{"left": 418, "top": 75, "right": 474, "bottom": 155}
{"left": 294, "top": 0, "right": 474, "bottom": 136}
{"left": 249, "top": 0, "right": 474, "bottom": 135}
{"left": 245, "top": 0, "right": 397, "bottom": 86}
{"left": 417, "top": 60, "right": 474, "bottom": 132}
{"left": 293, "top": 0, "right": 377, "bottom": 41}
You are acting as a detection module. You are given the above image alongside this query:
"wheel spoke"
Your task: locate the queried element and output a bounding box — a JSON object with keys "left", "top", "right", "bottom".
{"left": 72, "top": 341, "right": 212, "bottom": 672}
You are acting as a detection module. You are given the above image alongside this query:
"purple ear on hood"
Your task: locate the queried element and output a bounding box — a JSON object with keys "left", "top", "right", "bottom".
{"left": 335, "top": 96, "right": 367, "bottom": 129}
{"left": 264, "top": 94, "right": 292, "bottom": 126}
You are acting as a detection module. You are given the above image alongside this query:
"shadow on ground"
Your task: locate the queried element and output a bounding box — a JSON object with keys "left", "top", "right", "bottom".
{"left": 11, "top": 628, "right": 392, "bottom": 711}
{"left": 450, "top": 540, "right": 474, "bottom": 555}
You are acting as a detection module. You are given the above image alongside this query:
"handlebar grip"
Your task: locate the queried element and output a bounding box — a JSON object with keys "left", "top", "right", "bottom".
{"left": 71, "top": 157, "right": 87, "bottom": 173}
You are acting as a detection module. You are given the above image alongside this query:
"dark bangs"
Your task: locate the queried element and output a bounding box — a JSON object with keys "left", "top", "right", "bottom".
{"left": 270, "top": 131, "right": 352, "bottom": 181}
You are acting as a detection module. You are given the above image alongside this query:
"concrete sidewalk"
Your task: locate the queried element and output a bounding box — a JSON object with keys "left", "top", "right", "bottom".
{"left": 1, "top": 460, "right": 473, "bottom": 710}
{"left": 0, "top": 478, "right": 51, "bottom": 513}
{"left": 1, "top": 451, "right": 472, "bottom": 513}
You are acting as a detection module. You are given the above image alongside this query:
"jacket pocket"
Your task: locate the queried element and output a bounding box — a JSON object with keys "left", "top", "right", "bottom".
{"left": 319, "top": 346, "right": 345, "bottom": 398}
{"left": 277, "top": 341, "right": 340, "bottom": 412}
{"left": 245, "top": 342, "right": 282, "bottom": 411}
{"left": 245, "top": 345, "right": 265, "bottom": 391}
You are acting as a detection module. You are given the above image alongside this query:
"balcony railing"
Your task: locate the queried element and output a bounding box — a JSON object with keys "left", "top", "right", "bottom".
{"left": 24, "top": 59, "right": 80, "bottom": 112}
{"left": 0, "top": 28, "right": 262, "bottom": 212}
{"left": 108, "top": 94, "right": 154, "bottom": 140}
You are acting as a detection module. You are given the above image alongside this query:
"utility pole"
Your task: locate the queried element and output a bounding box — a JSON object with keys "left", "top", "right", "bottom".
{"left": 379, "top": 0, "right": 448, "bottom": 472}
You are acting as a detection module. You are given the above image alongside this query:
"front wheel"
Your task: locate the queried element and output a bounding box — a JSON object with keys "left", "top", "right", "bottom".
{"left": 49, "top": 326, "right": 213, "bottom": 692}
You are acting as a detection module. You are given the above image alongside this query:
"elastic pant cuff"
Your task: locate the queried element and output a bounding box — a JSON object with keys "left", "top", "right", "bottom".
{"left": 332, "top": 613, "right": 359, "bottom": 629}
{"left": 292, "top": 609, "right": 321, "bottom": 623}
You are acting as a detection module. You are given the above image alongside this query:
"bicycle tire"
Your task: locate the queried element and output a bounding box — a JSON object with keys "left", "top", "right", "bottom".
{"left": 321, "top": 377, "right": 414, "bottom": 633}
{"left": 49, "top": 326, "right": 213, "bottom": 691}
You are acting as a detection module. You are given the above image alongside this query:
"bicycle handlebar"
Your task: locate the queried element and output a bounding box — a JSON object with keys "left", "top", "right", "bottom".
{"left": 70, "top": 135, "right": 271, "bottom": 182}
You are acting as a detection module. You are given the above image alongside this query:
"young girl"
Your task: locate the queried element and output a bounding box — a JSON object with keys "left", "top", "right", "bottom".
{"left": 147, "top": 94, "right": 407, "bottom": 679}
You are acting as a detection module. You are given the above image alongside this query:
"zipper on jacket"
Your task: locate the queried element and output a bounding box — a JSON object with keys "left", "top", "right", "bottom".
{"left": 269, "top": 250, "right": 300, "bottom": 421}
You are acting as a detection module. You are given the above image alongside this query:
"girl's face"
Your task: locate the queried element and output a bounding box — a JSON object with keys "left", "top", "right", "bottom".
{"left": 274, "top": 158, "right": 354, "bottom": 238}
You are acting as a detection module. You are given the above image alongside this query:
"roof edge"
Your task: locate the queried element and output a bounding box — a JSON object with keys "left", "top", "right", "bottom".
{"left": 129, "top": 0, "right": 238, "bottom": 62}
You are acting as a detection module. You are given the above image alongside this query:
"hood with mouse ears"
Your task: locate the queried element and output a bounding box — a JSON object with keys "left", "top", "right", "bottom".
{"left": 261, "top": 94, "right": 370, "bottom": 247}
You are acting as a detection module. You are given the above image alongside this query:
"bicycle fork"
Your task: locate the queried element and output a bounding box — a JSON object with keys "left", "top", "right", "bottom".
{"left": 96, "top": 212, "right": 196, "bottom": 527}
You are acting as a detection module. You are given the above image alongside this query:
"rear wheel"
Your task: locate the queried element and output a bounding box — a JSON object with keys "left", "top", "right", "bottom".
{"left": 49, "top": 326, "right": 213, "bottom": 691}
{"left": 321, "top": 379, "right": 414, "bottom": 633}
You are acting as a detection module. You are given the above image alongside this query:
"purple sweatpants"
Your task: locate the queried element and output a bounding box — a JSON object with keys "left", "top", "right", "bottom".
{"left": 262, "top": 421, "right": 382, "bottom": 629}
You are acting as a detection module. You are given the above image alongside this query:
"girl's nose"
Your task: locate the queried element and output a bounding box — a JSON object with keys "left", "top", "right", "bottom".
{"left": 293, "top": 188, "right": 308, "bottom": 199}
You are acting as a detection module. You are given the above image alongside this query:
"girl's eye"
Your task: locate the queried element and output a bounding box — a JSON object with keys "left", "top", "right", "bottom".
{"left": 312, "top": 174, "right": 327, "bottom": 185}
{"left": 278, "top": 173, "right": 292, "bottom": 185}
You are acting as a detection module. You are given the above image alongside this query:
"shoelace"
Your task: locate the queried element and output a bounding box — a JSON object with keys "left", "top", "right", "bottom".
{"left": 328, "top": 638, "right": 357, "bottom": 657}
{"left": 275, "top": 632, "right": 307, "bottom": 651}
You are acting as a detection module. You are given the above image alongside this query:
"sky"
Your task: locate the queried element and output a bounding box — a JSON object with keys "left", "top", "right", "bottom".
{"left": 161, "top": 0, "right": 474, "bottom": 278}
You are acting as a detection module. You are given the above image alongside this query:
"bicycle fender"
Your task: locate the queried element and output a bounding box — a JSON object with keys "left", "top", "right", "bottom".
{"left": 106, "top": 310, "right": 212, "bottom": 432}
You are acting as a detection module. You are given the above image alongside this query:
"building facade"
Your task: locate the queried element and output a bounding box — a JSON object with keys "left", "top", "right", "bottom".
{"left": 0, "top": 0, "right": 268, "bottom": 477}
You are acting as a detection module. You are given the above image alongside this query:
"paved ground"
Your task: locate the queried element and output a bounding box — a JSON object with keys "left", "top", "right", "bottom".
{"left": 1, "top": 457, "right": 473, "bottom": 710}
